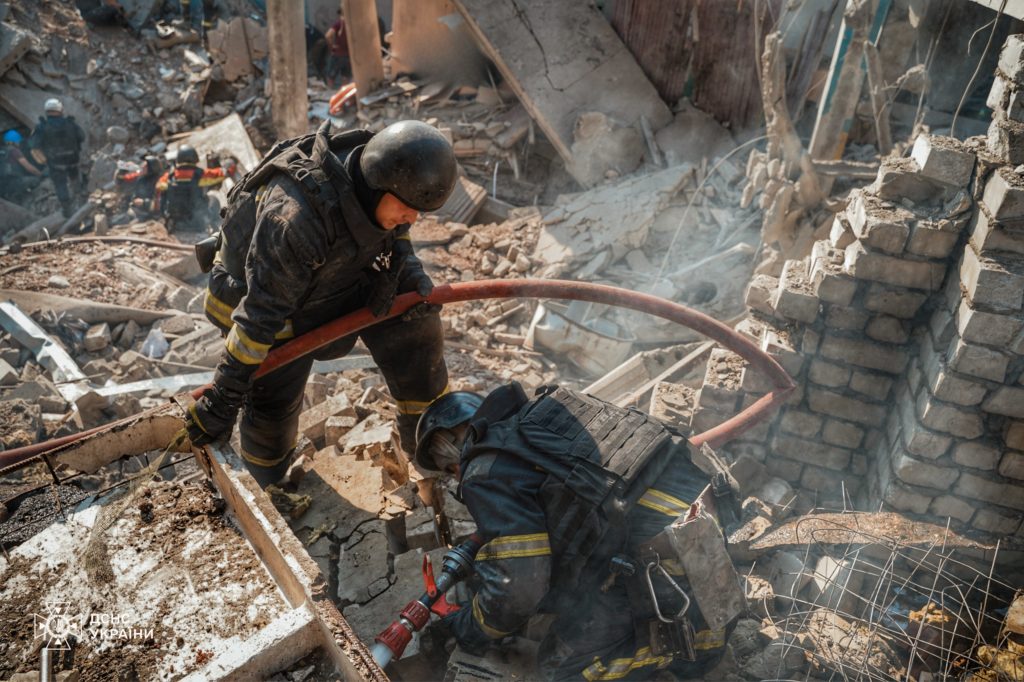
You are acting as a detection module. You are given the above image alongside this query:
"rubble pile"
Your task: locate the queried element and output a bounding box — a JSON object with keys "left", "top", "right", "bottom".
{"left": 687, "top": 36, "right": 1024, "bottom": 551}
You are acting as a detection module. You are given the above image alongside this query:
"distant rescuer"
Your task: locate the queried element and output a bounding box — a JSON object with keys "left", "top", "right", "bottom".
{"left": 413, "top": 383, "right": 739, "bottom": 680}
{"left": 0, "top": 130, "right": 43, "bottom": 204}
{"left": 185, "top": 120, "right": 457, "bottom": 488}
{"left": 154, "top": 145, "right": 233, "bottom": 231}
{"left": 30, "top": 98, "right": 85, "bottom": 218}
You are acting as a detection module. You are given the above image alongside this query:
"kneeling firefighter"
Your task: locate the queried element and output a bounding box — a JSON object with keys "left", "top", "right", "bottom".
{"left": 185, "top": 120, "right": 457, "bottom": 488}
{"left": 414, "top": 383, "right": 745, "bottom": 680}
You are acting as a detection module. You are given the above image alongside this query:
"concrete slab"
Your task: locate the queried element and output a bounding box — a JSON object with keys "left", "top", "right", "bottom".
{"left": 0, "top": 83, "right": 90, "bottom": 129}
{"left": 0, "top": 23, "right": 31, "bottom": 79}
{"left": 172, "top": 113, "right": 261, "bottom": 175}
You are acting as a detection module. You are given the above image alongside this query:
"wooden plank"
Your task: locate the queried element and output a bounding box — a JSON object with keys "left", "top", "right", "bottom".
{"left": 0, "top": 288, "right": 175, "bottom": 325}
{"left": 453, "top": 0, "right": 671, "bottom": 181}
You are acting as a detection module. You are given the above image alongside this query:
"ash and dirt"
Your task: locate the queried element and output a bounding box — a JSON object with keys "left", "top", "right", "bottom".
{"left": 0, "top": 480, "right": 288, "bottom": 681}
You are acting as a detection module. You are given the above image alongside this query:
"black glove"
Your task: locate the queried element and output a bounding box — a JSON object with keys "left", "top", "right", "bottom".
{"left": 185, "top": 381, "right": 244, "bottom": 447}
{"left": 365, "top": 253, "right": 405, "bottom": 318}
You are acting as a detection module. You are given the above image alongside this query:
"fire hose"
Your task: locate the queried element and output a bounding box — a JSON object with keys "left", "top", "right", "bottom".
{"left": 0, "top": 278, "right": 795, "bottom": 487}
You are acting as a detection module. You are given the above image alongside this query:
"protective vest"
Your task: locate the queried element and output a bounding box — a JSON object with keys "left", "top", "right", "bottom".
{"left": 162, "top": 165, "right": 203, "bottom": 220}
{"left": 34, "top": 116, "right": 81, "bottom": 167}
{"left": 218, "top": 123, "right": 377, "bottom": 277}
{"left": 461, "top": 383, "right": 682, "bottom": 592}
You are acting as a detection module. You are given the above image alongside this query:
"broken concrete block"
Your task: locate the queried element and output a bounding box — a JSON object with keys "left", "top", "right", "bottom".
{"left": 847, "top": 191, "right": 913, "bottom": 254}
{"left": 910, "top": 135, "right": 976, "bottom": 188}
{"left": 753, "top": 477, "right": 797, "bottom": 517}
{"left": 998, "top": 34, "right": 1024, "bottom": 85}
{"left": 160, "top": 313, "right": 195, "bottom": 336}
{"left": 116, "top": 318, "right": 141, "bottom": 349}
{"left": 970, "top": 205, "right": 1024, "bottom": 255}
{"left": 870, "top": 156, "right": 942, "bottom": 203}
{"left": 843, "top": 241, "right": 945, "bottom": 291}
{"left": 299, "top": 392, "right": 356, "bottom": 443}
{"left": 959, "top": 245, "right": 1024, "bottom": 313}
{"left": 0, "top": 24, "right": 32, "bottom": 79}
{"left": 744, "top": 274, "right": 778, "bottom": 316}
{"left": 338, "top": 413, "right": 393, "bottom": 461}
{"left": 982, "top": 167, "right": 1024, "bottom": 224}
{"left": 828, "top": 214, "right": 856, "bottom": 249}
{"left": 987, "top": 116, "right": 1024, "bottom": 165}
{"left": 566, "top": 111, "right": 644, "bottom": 188}
{"left": 0, "top": 358, "right": 17, "bottom": 386}
{"left": 810, "top": 241, "right": 858, "bottom": 306}
{"left": 946, "top": 338, "right": 1009, "bottom": 382}
{"left": 83, "top": 323, "right": 111, "bottom": 352}
{"left": 906, "top": 219, "right": 962, "bottom": 259}
{"left": 325, "top": 414, "right": 358, "bottom": 447}
{"left": 74, "top": 390, "right": 111, "bottom": 428}
{"left": 771, "top": 259, "right": 819, "bottom": 323}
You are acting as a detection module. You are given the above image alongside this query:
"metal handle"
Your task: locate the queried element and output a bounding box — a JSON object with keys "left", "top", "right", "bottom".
{"left": 644, "top": 558, "right": 691, "bottom": 624}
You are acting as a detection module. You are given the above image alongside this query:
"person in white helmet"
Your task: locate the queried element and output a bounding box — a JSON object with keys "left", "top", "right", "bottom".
{"left": 30, "top": 98, "right": 85, "bottom": 218}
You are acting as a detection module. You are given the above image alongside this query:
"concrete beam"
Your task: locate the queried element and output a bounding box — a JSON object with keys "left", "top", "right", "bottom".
{"left": 342, "top": 0, "right": 386, "bottom": 100}
{"left": 267, "top": 0, "right": 308, "bottom": 139}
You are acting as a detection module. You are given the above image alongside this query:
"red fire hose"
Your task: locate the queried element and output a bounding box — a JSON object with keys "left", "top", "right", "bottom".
{"left": 0, "top": 279, "right": 794, "bottom": 471}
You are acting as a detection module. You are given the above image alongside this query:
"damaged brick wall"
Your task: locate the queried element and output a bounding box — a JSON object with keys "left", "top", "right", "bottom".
{"left": 692, "top": 35, "right": 1024, "bottom": 542}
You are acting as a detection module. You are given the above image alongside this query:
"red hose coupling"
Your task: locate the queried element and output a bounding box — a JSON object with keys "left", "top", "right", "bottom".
{"left": 400, "top": 600, "right": 431, "bottom": 631}
{"left": 374, "top": 620, "right": 413, "bottom": 659}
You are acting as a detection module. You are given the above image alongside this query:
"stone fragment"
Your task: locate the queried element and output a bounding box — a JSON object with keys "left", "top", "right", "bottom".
{"left": 957, "top": 298, "right": 1023, "bottom": 346}
{"left": 988, "top": 116, "right": 1024, "bottom": 165}
{"left": 970, "top": 205, "right": 1024, "bottom": 255}
{"left": 338, "top": 413, "right": 393, "bottom": 461}
{"left": 998, "top": 34, "right": 1024, "bottom": 84}
{"left": 870, "top": 156, "right": 942, "bottom": 202}
{"left": 982, "top": 167, "right": 1024, "bottom": 224}
{"left": 771, "top": 259, "right": 819, "bottom": 323}
{"left": 160, "top": 313, "right": 194, "bottom": 335}
{"left": 829, "top": 214, "right": 856, "bottom": 249}
{"left": 906, "top": 219, "right": 961, "bottom": 259}
{"left": 83, "top": 323, "right": 111, "bottom": 352}
{"left": 810, "top": 241, "right": 857, "bottom": 306}
{"left": 768, "top": 551, "right": 810, "bottom": 607}
{"left": 807, "top": 555, "right": 864, "bottom": 614}
{"left": 847, "top": 191, "right": 912, "bottom": 254}
{"left": 959, "top": 245, "right": 1024, "bottom": 313}
{"left": 48, "top": 275, "right": 70, "bottom": 288}
{"left": 325, "top": 414, "right": 358, "bottom": 447}
{"left": 299, "top": 392, "right": 357, "bottom": 443}
{"left": 744, "top": 274, "right": 779, "bottom": 316}
{"left": 336, "top": 520, "right": 391, "bottom": 605}
{"left": 910, "top": 135, "right": 976, "bottom": 188}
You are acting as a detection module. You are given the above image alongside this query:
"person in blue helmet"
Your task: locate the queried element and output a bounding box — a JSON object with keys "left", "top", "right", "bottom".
{"left": 0, "top": 130, "right": 43, "bottom": 206}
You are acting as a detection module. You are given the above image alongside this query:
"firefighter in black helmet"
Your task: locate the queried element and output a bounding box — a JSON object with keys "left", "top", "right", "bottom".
{"left": 185, "top": 120, "right": 458, "bottom": 488}
{"left": 154, "top": 144, "right": 233, "bottom": 231}
{"left": 414, "top": 383, "right": 737, "bottom": 680}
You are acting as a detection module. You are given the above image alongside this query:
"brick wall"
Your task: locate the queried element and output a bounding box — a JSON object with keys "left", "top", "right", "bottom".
{"left": 693, "top": 35, "right": 1024, "bottom": 542}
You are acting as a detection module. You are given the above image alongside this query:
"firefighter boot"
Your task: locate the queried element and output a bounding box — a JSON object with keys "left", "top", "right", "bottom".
{"left": 396, "top": 412, "right": 420, "bottom": 457}
{"left": 241, "top": 446, "right": 297, "bottom": 489}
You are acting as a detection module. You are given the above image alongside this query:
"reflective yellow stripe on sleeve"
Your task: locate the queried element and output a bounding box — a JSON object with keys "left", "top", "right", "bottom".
{"left": 395, "top": 384, "right": 451, "bottom": 415}
{"left": 205, "top": 290, "right": 295, "bottom": 340}
{"left": 475, "top": 532, "right": 551, "bottom": 561}
{"left": 471, "top": 594, "right": 512, "bottom": 639}
{"left": 225, "top": 325, "right": 271, "bottom": 365}
{"left": 636, "top": 488, "right": 690, "bottom": 517}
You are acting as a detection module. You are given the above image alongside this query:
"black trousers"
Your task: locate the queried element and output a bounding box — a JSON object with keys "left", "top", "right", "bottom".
{"left": 49, "top": 164, "right": 81, "bottom": 216}
{"left": 238, "top": 310, "right": 448, "bottom": 485}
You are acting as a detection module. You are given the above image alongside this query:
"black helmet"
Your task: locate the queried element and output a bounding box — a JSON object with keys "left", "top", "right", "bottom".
{"left": 360, "top": 120, "right": 457, "bottom": 212}
{"left": 176, "top": 145, "right": 199, "bottom": 165}
{"left": 414, "top": 391, "right": 484, "bottom": 470}
{"left": 144, "top": 155, "right": 163, "bottom": 175}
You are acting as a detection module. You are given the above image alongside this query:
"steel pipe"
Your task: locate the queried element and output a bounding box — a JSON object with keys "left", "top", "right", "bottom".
{"left": 1, "top": 279, "right": 795, "bottom": 470}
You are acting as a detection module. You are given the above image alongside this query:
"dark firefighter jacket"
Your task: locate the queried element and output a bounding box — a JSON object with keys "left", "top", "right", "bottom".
{"left": 154, "top": 162, "right": 230, "bottom": 216}
{"left": 204, "top": 130, "right": 425, "bottom": 393}
{"left": 447, "top": 384, "right": 730, "bottom": 680}
{"left": 31, "top": 115, "right": 85, "bottom": 168}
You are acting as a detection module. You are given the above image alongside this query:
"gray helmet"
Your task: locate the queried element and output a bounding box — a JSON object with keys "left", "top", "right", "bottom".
{"left": 176, "top": 144, "right": 199, "bottom": 165}
{"left": 360, "top": 120, "right": 457, "bottom": 212}
{"left": 414, "top": 391, "right": 484, "bottom": 470}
